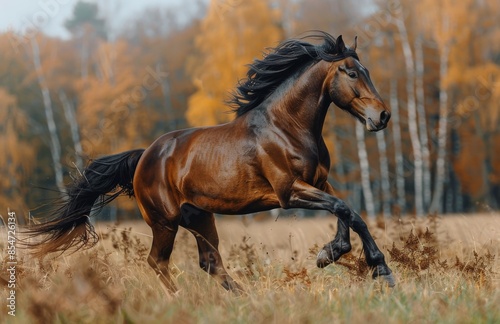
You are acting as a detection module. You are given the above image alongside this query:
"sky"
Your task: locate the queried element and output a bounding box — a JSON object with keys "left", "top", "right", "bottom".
{"left": 0, "top": 0, "right": 193, "bottom": 39}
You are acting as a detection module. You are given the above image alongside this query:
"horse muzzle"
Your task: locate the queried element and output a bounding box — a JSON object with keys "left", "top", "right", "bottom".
{"left": 366, "top": 109, "right": 391, "bottom": 132}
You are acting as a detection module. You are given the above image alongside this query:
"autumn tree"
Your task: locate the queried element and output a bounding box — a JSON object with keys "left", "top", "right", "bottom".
{"left": 0, "top": 88, "right": 35, "bottom": 215}
{"left": 122, "top": 6, "right": 201, "bottom": 133}
{"left": 391, "top": 0, "right": 426, "bottom": 216}
{"left": 186, "top": 0, "right": 283, "bottom": 126}
{"left": 447, "top": 1, "right": 500, "bottom": 209}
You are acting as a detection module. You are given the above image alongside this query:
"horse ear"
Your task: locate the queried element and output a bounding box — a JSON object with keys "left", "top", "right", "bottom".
{"left": 336, "top": 35, "right": 347, "bottom": 53}
{"left": 352, "top": 36, "right": 358, "bottom": 51}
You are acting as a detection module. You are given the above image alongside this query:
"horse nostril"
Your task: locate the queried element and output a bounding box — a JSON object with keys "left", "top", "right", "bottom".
{"left": 380, "top": 110, "right": 391, "bottom": 124}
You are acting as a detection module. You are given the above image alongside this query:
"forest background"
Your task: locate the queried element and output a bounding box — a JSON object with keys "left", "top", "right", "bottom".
{"left": 1, "top": 0, "right": 499, "bottom": 223}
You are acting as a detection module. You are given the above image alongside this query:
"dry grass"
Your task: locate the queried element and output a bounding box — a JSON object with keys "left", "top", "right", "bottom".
{"left": 1, "top": 212, "right": 499, "bottom": 323}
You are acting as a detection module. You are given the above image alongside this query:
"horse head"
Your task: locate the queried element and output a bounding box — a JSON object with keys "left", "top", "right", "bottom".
{"left": 325, "top": 36, "right": 391, "bottom": 131}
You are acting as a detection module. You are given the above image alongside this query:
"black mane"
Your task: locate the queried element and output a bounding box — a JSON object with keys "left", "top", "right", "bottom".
{"left": 229, "top": 32, "right": 359, "bottom": 117}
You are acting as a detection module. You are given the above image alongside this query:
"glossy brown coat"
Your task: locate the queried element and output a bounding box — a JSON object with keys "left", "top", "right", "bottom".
{"left": 27, "top": 33, "right": 394, "bottom": 292}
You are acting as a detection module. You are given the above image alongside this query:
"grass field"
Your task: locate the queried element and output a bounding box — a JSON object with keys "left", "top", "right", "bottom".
{"left": 1, "top": 212, "right": 499, "bottom": 323}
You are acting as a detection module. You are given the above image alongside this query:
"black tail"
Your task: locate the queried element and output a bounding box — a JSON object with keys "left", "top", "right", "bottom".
{"left": 26, "top": 149, "right": 145, "bottom": 257}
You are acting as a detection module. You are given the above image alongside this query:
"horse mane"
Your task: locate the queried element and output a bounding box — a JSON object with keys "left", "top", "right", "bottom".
{"left": 229, "top": 32, "right": 359, "bottom": 117}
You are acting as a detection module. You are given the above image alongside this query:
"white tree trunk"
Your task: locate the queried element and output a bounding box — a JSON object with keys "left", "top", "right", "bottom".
{"left": 355, "top": 122, "right": 375, "bottom": 218}
{"left": 30, "top": 38, "right": 65, "bottom": 193}
{"left": 331, "top": 108, "right": 346, "bottom": 193}
{"left": 59, "top": 90, "right": 83, "bottom": 170}
{"left": 351, "top": 182, "right": 362, "bottom": 215}
{"left": 395, "top": 14, "right": 424, "bottom": 216}
{"left": 333, "top": 134, "right": 347, "bottom": 193}
{"left": 390, "top": 75, "right": 406, "bottom": 215}
{"left": 415, "top": 35, "right": 432, "bottom": 210}
{"left": 429, "top": 43, "right": 450, "bottom": 214}
{"left": 376, "top": 130, "right": 391, "bottom": 217}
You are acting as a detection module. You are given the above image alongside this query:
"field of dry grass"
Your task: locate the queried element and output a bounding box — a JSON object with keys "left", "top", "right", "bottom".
{"left": 1, "top": 212, "right": 499, "bottom": 323}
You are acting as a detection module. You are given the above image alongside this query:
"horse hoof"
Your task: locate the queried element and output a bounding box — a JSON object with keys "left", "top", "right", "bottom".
{"left": 372, "top": 264, "right": 395, "bottom": 287}
{"left": 379, "top": 273, "right": 396, "bottom": 287}
{"left": 316, "top": 249, "right": 333, "bottom": 268}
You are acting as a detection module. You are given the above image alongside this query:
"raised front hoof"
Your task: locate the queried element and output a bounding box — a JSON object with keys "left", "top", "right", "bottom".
{"left": 316, "top": 242, "right": 352, "bottom": 268}
{"left": 316, "top": 249, "right": 333, "bottom": 268}
{"left": 372, "top": 265, "right": 396, "bottom": 287}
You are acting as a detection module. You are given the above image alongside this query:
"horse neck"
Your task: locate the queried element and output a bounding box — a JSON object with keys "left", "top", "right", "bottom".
{"left": 268, "top": 61, "right": 332, "bottom": 140}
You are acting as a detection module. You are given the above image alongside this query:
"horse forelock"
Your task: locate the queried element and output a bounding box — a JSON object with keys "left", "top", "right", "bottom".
{"left": 316, "top": 32, "right": 359, "bottom": 62}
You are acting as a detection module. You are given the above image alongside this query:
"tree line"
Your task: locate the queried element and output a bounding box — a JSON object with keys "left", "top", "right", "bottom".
{"left": 1, "top": 0, "right": 499, "bottom": 221}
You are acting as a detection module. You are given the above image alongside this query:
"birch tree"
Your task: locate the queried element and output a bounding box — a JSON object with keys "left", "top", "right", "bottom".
{"left": 414, "top": 35, "right": 432, "bottom": 209}
{"left": 58, "top": 90, "right": 83, "bottom": 170}
{"left": 429, "top": 40, "right": 450, "bottom": 214}
{"left": 421, "top": 0, "right": 455, "bottom": 214}
{"left": 390, "top": 79, "right": 406, "bottom": 215}
{"left": 332, "top": 131, "right": 347, "bottom": 193}
{"left": 356, "top": 122, "right": 375, "bottom": 218}
{"left": 30, "top": 37, "right": 65, "bottom": 193}
{"left": 376, "top": 129, "right": 391, "bottom": 217}
{"left": 394, "top": 2, "right": 424, "bottom": 216}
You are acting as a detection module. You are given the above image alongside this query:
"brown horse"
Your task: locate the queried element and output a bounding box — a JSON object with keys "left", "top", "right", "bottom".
{"left": 27, "top": 33, "right": 394, "bottom": 292}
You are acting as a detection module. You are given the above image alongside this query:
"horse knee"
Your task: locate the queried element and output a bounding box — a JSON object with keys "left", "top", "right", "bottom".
{"left": 333, "top": 201, "right": 351, "bottom": 218}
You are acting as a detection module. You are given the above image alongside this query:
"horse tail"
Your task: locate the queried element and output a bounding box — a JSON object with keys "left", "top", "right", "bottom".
{"left": 26, "top": 149, "right": 145, "bottom": 257}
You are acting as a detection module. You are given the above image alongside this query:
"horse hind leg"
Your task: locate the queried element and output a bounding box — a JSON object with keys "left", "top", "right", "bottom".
{"left": 180, "top": 204, "right": 243, "bottom": 293}
{"left": 146, "top": 216, "right": 180, "bottom": 294}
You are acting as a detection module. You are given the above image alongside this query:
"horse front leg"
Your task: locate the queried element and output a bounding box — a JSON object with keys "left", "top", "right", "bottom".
{"left": 316, "top": 218, "right": 351, "bottom": 267}
{"left": 283, "top": 180, "right": 395, "bottom": 287}
{"left": 316, "top": 183, "right": 352, "bottom": 268}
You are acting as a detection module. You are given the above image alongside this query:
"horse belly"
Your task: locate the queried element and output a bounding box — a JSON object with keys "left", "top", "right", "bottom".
{"left": 180, "top": 170, "right": 279, "bottom": 215}
{"left": 193, "top": 193, "right": 280, "bottom": 215}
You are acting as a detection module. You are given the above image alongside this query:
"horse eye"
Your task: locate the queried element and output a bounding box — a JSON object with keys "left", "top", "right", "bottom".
{"left": 348, "top": 71, "right": 358, "bottom": 79}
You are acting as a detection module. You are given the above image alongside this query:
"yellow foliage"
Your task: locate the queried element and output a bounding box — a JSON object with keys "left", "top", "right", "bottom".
{"left": 0, "top": 88, "right": 35, "bottom": 212}
{"left": 417, "top": 0, "right": 477, "bottom": 89}
{"left": 77, "top": 40, "right": 152, "bottom": 155}
{"left": 186, "top": 84, "right": 223, "bottom": 126}
{"left": 455, "top": 63, "right": 500, "bottom": 132}
{"left": 187, "top": 0, "right": 283, "bottom": 126}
